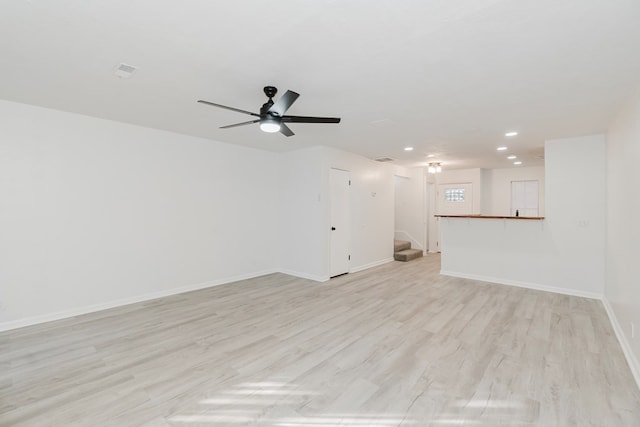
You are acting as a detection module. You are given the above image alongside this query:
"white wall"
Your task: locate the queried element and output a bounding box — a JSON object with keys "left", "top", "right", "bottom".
{"left": 485, "top": 166, "right": 545, "bottom": 216}
{"left": 435, "top": 168, "right": 482, "bottom": 215}
{"left": 440, "top": 134, "right": 606, "bottom": 298}
{"left": 0, "top": 100, "right": 279, "bottom": 329}
{"left": 606, "top": 89, "right": 640, "bottom": 384}
{"left": 278, "top": 147, "right": 327, "bottom": 281}
{"left": 439, "top": 166, "right": 546, "bottom": 216}
{"left": 0, "top": 99, "right": 402, "bottom": 329}
{"left": 544, "top": 135, "right": 606, "bottom": 295}
{"left": 278, "top": 146, "right": 398, "bottom": 281}
{"left": 323, "top": 147, "right": 396, "bottom": 274}
{"left": 480, "top": 168, "right": 492, "bottom": 215}
{"left": 394, "top": 168, "right": 425, "bottom": 250}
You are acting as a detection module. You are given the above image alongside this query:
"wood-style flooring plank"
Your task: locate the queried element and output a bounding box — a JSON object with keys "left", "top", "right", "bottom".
{"left": 1, "top": 254, "right": 639, "bottom": 426}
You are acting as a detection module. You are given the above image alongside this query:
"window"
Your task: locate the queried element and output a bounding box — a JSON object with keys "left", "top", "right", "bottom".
{"left": 444, "top": 188, "right": 465, "bottom": 202}
{"left": 437, "top": 182, "right": 473, "bottom": 215}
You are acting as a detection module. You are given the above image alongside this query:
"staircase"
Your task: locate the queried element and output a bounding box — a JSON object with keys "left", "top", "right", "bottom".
{"left": 394, "top": 239, "right": 423, "bottom": 262}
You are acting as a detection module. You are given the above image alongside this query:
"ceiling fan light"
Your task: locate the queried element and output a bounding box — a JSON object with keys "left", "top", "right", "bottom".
{"left": 259, "top": 119, "right": 281, "bottom": 133}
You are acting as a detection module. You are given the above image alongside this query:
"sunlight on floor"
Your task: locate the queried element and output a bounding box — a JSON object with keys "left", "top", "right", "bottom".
{"left": 169, "top": 380, "right": 418, "bottom": 425}
{"left": 168, "top": 380, "right": 537, "bottom": 425}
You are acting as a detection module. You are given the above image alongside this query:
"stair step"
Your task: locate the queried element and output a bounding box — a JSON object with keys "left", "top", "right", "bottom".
{"left": 394, "top": 248, "right": 423, "bottom": 262}
{"left": 394, "top": 240, "right": 411, "bottom": 252}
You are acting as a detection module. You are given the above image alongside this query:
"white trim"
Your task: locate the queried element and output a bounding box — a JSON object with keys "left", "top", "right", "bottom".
{"left": 278, "top": 269, "right": 329, "bottom": 283}
{"left": 602, "top": 297, "right": 640, "bottom": 391}
{"left": 0, "top": 269, "right": 277, "bottom": 332}
{"left": 440, "top": 270, "right": 603, "bottom": 300}
{"left": 350, "top": 257, "right": 395, "bottom": 273}
{"left": 1, "top": 261, "right": 397, "bottom": 332}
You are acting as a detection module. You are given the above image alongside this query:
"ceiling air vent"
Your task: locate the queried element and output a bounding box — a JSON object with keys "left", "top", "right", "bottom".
{"left": 114, "top": 63, "right": 138, "bottom": 78}
{"left": 375, "top": 157, "right": 395, "bottom": 163}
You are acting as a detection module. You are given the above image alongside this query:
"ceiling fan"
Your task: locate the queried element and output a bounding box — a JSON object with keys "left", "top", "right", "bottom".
{"left": 197, "top": 86, "right": 341, "bottom": 137}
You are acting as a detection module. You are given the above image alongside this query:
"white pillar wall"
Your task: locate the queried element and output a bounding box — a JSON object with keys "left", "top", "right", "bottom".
{"left": 605, "top": 88, "right": 640, "bottom": 386}
{"left": 440, "top": 134, "right": 606, "bottom": 298}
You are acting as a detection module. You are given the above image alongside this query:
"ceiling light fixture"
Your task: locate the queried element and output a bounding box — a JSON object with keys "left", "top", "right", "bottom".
{"left": 497, "top": 146, "right": 508, "bottom": 151}
{"left": 514, "top": 161, "right": 522, "bottom": 165}
{"left": 507, "top": 155, "right": 517, "bottom": 160}
{"left": 404, "top": 147, "right": 414, "bottom": 151}
{"left": 259, "top": 117, "right": 281, "bottom": 133}
{"left": 427, "top": 154, "right": 436, "bottom": 158}
{"left": 505, "top": 131, "right": 518, "bottom": 137}
{"left": 428, "top": 162, "right": 442, "bottom": 174}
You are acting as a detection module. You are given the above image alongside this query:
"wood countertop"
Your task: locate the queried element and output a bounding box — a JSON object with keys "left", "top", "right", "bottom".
{"left": 435, "top": 214, "right": 544, "bottom": 220}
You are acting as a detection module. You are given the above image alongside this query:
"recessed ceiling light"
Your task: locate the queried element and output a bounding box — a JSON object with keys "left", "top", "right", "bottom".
{"left": 404, "top": 147, "right": 413, "bottom": 151}
{"left": 514, "top": 161, "right": 522, "bottom": 165}
{"left": 497, "top": 146, "right": 508, "bottom": 151}
{"left": 505, "top": 131, "right": 518, "bottom": 137}
{"left": 426, "top": 154, "right": 435, "bottom": 158}
{"left": 507, "top": 155, "right": 517, "bottom": 160}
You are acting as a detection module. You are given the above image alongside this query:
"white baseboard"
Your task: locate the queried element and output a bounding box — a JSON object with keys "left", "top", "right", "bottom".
{"left": 601, "top": 298, "right": 640, "bottom": 391}
{"left": 440, "top": 270, "right": 603, "bottom": 300}
{"left": 3, "top": 265, "right": 638, "bottom": 395}
{"left": 0, "top": 269, "right": 278, "bottom": 332}
{"left": 281, "top": 257, "right": 394, "bottom": 281}
{"left": 1, "top": 264, "right": 378, "bottom": 332}
{"left": 440, "top": 270, "right": 639, "bottom": 392}
{"left": 278, "top": 269, "right": 329, "bottom": 283}
{"left": 350, "top": 257, "right": 395, "bottom": 273}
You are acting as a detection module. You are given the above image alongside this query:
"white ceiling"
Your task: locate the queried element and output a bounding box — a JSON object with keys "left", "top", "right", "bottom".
{"left": 2, "top": 0, "right": 640, "bottom": 169}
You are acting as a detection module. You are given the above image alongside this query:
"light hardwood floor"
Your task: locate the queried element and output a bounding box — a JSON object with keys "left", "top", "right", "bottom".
{"left": 1, "top": 254, "right": 639, "bottom": 426}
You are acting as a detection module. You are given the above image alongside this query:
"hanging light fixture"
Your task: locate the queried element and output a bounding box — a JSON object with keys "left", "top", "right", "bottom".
{"left": 428, "top": 162, "right": 442, "bottom": 174}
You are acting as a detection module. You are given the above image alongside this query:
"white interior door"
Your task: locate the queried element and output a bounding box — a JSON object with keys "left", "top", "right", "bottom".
{"left": 330, "top": 168, "right": 350, "bottom": 277}
{"left": 511, "top": 180, "right": 539, "bottom": 216}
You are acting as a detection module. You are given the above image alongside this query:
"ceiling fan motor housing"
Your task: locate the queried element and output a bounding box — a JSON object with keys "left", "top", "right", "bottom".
{"left": 261, "top": 86, "right": 278, "bottom": 116}
{"left": 260, "top": 102, "right": 275, "bottom": 116}
{"left": 263, "top": 86, "right": 278, "bottom": 99}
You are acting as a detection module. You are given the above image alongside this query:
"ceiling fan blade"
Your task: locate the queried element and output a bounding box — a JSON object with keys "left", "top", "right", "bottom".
{"left": 282, "top": 115, "right": 341, "bottom": 124}
{"left": 197, "top": 100, "right": 259, "bottom": 117}
{"left": 268, "top": 90, "right": 300, "bottom": 116}
{"left": 279, "top": 123, "right": 295, "bottom": 137}
{"left": 220, "top": 119, "right": 260, "bottom": 129}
